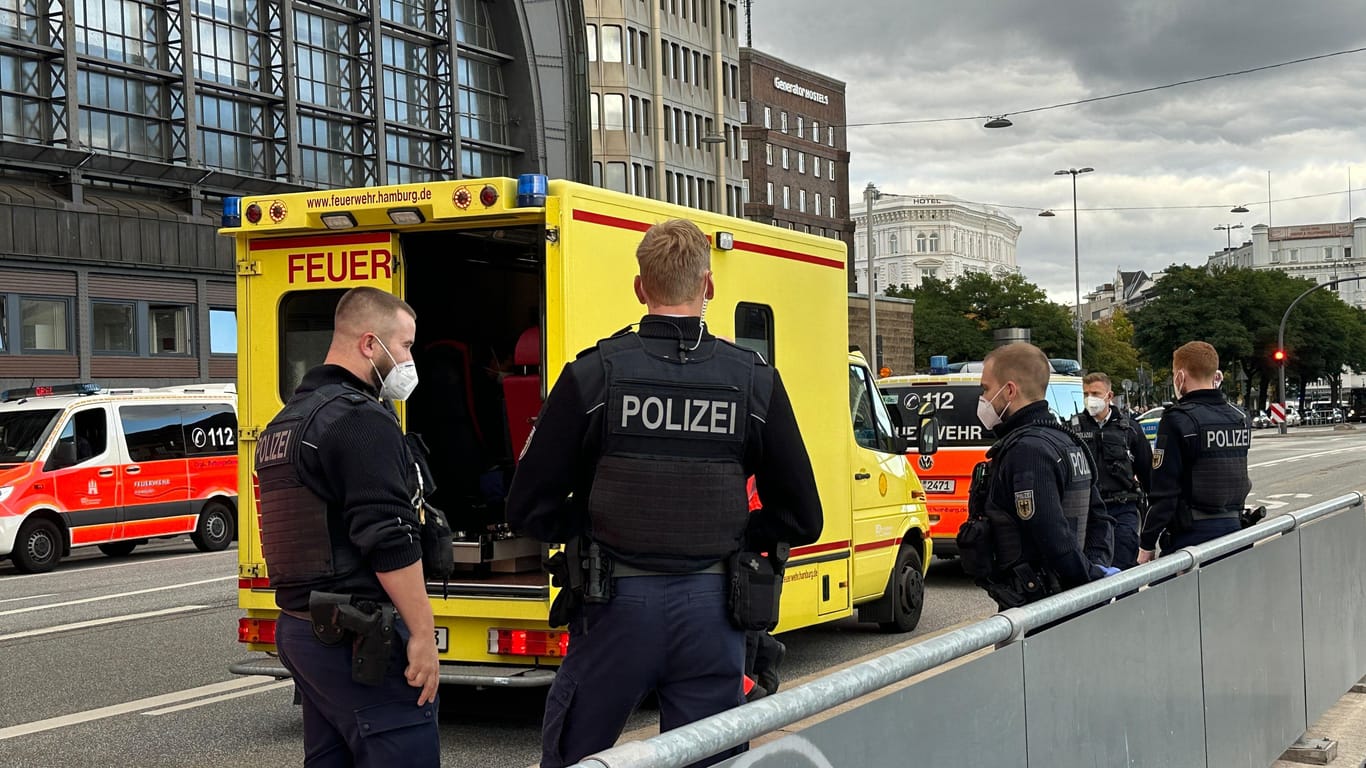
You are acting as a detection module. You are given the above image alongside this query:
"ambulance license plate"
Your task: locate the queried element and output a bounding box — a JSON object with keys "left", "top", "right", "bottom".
{"left": 434, "top": 627, "right": 449, "bottom": 653}
{"left": 924, "top": 480, "right": 955, "bottom": 494}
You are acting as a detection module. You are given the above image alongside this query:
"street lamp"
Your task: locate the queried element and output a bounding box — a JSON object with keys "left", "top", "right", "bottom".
{"left": 1054, "top": 167, "right": 1094, "bottom": 369}
{"left": 863, "top": 183, "right": 881, "bottom": 370}
{"left": 1214, "top": 223, "right": 1244, "bottom": 250}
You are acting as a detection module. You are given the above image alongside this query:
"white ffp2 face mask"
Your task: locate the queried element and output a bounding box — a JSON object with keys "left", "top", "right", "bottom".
{"left": 977, "top": 386, "right": 1009, "bottom": 430}
{"left": 369, "top": 335, "right": 420, "bottom": 401}
{"left": 1085, "top": 396, "right": 1106, "bottom": 417}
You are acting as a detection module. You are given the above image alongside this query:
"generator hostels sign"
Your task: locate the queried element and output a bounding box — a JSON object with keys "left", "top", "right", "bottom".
{"left": 773, "top": 76, "right": 830, "bottom": 105}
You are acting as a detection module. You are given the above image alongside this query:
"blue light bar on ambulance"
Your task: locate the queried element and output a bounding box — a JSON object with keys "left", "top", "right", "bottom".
{"left": 222, "top": 196, "right": 242, "bottom": 227}
{"left": 516, "top": 174, "right": 548, "bottom": 207}
{"left": 0, "top": 382, "right": 102, "bottom": 403}
{"left": 929, "top": 355, "right": 949, "bottom": 375}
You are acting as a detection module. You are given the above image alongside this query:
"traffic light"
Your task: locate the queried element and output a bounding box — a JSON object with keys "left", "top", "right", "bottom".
{"left": 1273, "top": 349, "right": 1286, "bottom": 363}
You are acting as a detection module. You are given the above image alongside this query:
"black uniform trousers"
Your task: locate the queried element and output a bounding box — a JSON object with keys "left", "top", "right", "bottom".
{"left": 276, "top": 614, "right": 440, "bottom": 768}
{"left": 1108, "top": 500, "right": 1141, "bottom": 570}
{"left": 541, "top": 572, "right": 745, "bottom": 768}
{"left": 1168, "top": 518, "right": 1241, "bottom": 550}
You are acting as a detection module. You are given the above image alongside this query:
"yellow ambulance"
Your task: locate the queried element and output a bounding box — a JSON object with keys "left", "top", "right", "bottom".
{"left": 224, "top": 176, "right": 936, "bottom": 687}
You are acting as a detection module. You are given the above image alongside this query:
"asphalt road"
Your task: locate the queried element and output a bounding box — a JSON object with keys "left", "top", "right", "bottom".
{"left": 2, "top": 425, "right": 1362, "bottom": 768}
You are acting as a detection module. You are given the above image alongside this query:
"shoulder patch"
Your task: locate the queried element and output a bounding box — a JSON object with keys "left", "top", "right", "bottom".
{"left": 1014, "top": 490, "right": 1035, "bottom": 520}
{"left": 1152, "top": 448, "right": 1165, "bottom": 469}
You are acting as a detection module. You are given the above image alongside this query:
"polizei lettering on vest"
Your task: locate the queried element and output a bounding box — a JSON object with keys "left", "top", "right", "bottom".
{"left": 620, "top": 394, "right": 738, "bottom": 435}
{"left": 256, "top": 427, "right": 292, "bottom": 464}
{"left": 1205, "top": 428, "right": 1252, "bottom": 449}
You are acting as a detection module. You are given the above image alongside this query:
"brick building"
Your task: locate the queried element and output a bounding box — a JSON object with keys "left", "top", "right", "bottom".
{"left": 738, "top": 49, "right": 853, "bottom": 269}
{"left": 848, "top": 294, "right": 915, "bottom": 376}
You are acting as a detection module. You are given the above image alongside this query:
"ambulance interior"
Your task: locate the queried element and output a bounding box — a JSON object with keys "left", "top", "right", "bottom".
{"left": 402, "top": 225, "right": 548, "bottom": 583}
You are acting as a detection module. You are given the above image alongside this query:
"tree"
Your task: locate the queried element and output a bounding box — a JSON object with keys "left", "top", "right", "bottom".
{"left": 1083, "top": 310, "right": 1141, "bottom": 385}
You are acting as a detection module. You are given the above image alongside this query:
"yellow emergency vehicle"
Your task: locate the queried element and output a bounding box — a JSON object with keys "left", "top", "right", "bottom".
{"left": 225, "top": 176, "right": 936, "bottom": 686}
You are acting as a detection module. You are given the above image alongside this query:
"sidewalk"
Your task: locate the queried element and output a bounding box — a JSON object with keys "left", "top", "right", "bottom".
{"left": 1273, "top": 683, "right": 1366, "bottom": 767}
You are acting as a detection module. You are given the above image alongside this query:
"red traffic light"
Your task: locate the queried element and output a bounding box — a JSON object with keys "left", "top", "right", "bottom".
{"left": 1273, "top": 349, "right": 1286, "bottom": 362}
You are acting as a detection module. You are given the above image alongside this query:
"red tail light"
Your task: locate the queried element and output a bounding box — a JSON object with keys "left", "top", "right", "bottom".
{"left": 237, "top": 577, "right": 272, "bottom": 590}
{"left": 488, "top": 628, "right": 569, "bottom": 657}
{"left": 238, "top": 618, "right": 277, "bottom": 645}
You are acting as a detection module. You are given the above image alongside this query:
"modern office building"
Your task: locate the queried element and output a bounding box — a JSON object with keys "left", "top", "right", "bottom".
{"left": 738, "top": 47, "right": 851, "bottom": 261}
{"left": 1207, "top": 219, "right": 1366, "bottom": 309}
{"left": 0, "top": 0, "right": 588, "bottom": 390}
{"left": 582, "top": 0, "right": 744, "bottom": 213}
{"left": 851, "top": 194, "right": 1021, "bottom": 295}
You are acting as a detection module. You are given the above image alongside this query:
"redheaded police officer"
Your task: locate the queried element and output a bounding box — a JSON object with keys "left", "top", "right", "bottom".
{"left": 1139, "top": 341, "right": 1251, "bottom": 562}
{"left": 256, "top": 287, "right": 440, "bottom": 766}
{"left": 507, "top": 219, "right": 823, "bottom": 767}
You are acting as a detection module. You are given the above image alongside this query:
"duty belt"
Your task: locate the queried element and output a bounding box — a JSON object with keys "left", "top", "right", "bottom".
{"left": 1190, "top": 505, "right": 1240, "bottom": 521}
{"left": 614, "top": 560, "right": 727, "bottom": 577}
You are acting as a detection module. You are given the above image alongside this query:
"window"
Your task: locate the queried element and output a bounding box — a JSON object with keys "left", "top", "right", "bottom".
{"left": 766, "top": 182, "right": 773, "bottom": 204}
{"left": 1271, "top": 249, "right": 1280, "bottom": 264}
{"left": 796, "top": 116, "right": 804, "bottom": 136}
{"left": 604, "top": 93, "right": 625, "bottom": 130}
{"left": 586, "top": 24, "right": 597, "bottom": 61}
{"left": 1290, "top": 249, "right": 1299, "bottom": 263}
{"left": 92, "top": 301, "right": 135, "bottom": 354}
{"left": 120, "top": 404, "right": 189, "bottom": 462}
{"left": 828, "top": 126, "right": 835, "bottom": 146}
{"left": 889, "top": 234, "right": 899, "bottom": 254}
{"left": 849, "top": 364, "right": 899, "bottom": 452}
{"left": 601, "top": 26, "right": 622, "bottom": 62}
{"left": 0, "top": 297, "right": 6, "bottom": 352}
{"left": 780, "top": 111, "right": 787, "bottom": 133}
{"left": 799, "top": 189, "right": 806, "bottom": 213}
{"left": 183, "top": 404, "right": 238, "bottom": 457}
{"left": 742, "top": 178, "right": 750, "bottom": 202}
{"left": 781, "top": 147, "right": 788, "bottom": 169}
{"left": 589, "top": 93, "right": 600, "bottom": 129}
{"left": 829, "top": 199, "right": 836, "bottom": 218}
{"left": 829, "top": 161, "right": 835, "bottom": 181}
{"left": 740, "top": 101, "right": 748, "bottom": 122}
{"left": 210, "top": 309, "right": 237, "bottom": 355}
{"left": 782, "top": 185, "right": 790, "bottom": 209}
{"left": 740, "top": 139, "right": 749, "bottom": 161}
{"left": 797, "top": 152, "right": 805, "bottom": 173}
{"left": 766, "top": 143, "right": 773, "bottom": 166}
{"left": 149, "top": 305, "right": 192, "bottom": 355}
{"left": 814, "top": 193, "right": 822, "bottom": 216}
{"left": 763, "top": 106, "right": 771, "bottom": 128}
{"left": 928, "top": 232, "right": 940, "bottom": 251}
{"left": 606, "top": 162, "right": 627, "bottom": 192}
{"left": 922, "top": 267, "right": 938, "bottom": 280}
{"left": 813, "top": 156, "right": 821, "bottom": 177}
{"left": 735, "top": 303, "right": 775, "bottom": 363}
{"left": 1326, "top": 247, "right": 1336, "bottom": 260}
{"left": 279, "top": 289, "right": 345, "bottom": 401}
{"left": 812, "top": 121, "right": 819, "bottom": 142}
{"left": 638, "top": 31, "right": 648, "bottom": 69}
{"left": 21, "top": 298, "right": 70, "bottom": 352}
{"left": 52, "top": 408, "right": 110, "bottom": 468}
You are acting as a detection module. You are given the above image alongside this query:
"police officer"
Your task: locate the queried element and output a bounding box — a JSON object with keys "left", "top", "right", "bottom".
{"left": 963, "top": 343, "right": 1116, "bottom": 610}
{"left": 507, "top": 219, "right": 823, "bottom": 768}
{"left": 1069, "top": 372, "right": 1152, "bottom": 569}
{"left": 256, "top": 287, "right": 440, "bottom": 766}
{"left": 1138, "top": 342, "right": 1251, "bottom": 562}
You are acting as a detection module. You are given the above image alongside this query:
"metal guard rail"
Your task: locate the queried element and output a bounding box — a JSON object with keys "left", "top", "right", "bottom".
{"left": 571, "top": 491, "right": 1366, "bottom": 768}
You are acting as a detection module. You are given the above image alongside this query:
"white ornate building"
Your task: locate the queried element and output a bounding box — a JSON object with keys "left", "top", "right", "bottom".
{"left": 1207, "top": 219, "right": 1366, "bottom": 309}
{"left": 851, "top": 194, "right": 1021, "bottom": 293}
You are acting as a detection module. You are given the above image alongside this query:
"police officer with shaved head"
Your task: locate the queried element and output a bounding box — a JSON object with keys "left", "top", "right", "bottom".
{"left": 958, "top": 343, "right": 1117, "bottom": 610}
{"left": 1138, "top": 342, "right": 1251, "bottom": 563}
{"left": 507, "top": 218, "right": 823, "bottom": 768}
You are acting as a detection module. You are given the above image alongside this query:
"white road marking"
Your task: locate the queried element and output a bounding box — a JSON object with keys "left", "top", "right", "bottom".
{"left": 143, "top": 680, "right": 294, "bottom": 716}
{"left": 0, "top": 576, "right": 234, "bottom": 616}
{"left": 0, "top": 676, "right": 275, "bottom": 741}
{"left": 0, "top": 605, "right": 208, "bottom": 642}
{"left": 1250, "top": 445, "right": 1366, "bottom": 469}
{"left": 0, "top": 548, "right": 235, "bottom": 581}
{"left": 0, "top": 594, "right": 55, "bottom": 604}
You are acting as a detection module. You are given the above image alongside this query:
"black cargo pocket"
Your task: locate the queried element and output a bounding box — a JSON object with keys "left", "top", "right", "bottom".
{"left": 354, "top": 700, "right": 439, "bottom": 767}
{"left": 542, "top": 670, "right": 580, "bottom": 767}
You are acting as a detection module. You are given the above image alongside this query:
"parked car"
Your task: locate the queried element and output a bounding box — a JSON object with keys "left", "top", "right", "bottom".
{"left": 1285, "top": 406, "right": 1302, "bottom": 427}
{"left": 1251, "top": 410, "right": 1271, "bottom": 429}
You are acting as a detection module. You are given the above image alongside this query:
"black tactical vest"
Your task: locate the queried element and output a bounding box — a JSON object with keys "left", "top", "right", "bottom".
{"left": 983, "top": 423, "right": 1094, "bottom": 577}
{"left": 587, "top": 333, "right": 768, "bottom": 572}
{"left": 1167, "top": 398, "right": 1252, "bottom": 521}
{"left": 1070, "top": 411, "right": 1139, "bottom": 500}
{"left": 255, "top": 382, "right": 395, "bottom": 588}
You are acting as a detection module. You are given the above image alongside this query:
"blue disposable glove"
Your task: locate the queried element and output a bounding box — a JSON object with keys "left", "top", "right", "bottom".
{"left": 1100, "top": 566, "right": 1121, "bottom": 577}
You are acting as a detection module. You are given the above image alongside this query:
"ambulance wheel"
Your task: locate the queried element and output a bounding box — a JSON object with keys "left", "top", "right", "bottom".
{"left": 192, "top": 502, "right": 234, "bottom": 552}
{"left": 878, "top": 545, "right": 925, "bottom": 633}
{"left": 99, "top": 541, "right": 138, "bottom": 558}
{"left": 14, "top": 518, "right": 63, "bottom": 574}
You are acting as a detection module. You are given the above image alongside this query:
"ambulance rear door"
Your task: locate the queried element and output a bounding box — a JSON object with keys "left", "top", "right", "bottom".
{"left": 236, "top": 230, "right": 404, "bottom": 571}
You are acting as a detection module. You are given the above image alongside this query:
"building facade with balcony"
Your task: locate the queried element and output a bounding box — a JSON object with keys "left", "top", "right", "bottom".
{"left": 0, "top": 0, "right": 587, "bottom": 390}
{"left": 1207, "top": 220, "right": 1366, "bottom": 309}
{"left": 737, "top": 47, "right": 851, "bottom": 268}
{"left": 582, "top": 0, "right": 743, "bottom": 213}
{"left": 851, "top": 194, "right": 1021, "bottom": 295}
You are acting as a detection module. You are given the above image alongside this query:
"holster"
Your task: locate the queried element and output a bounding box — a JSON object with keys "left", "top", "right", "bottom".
{"left": 307, "top": 591, "right": 397, "bottom": 687}
{"left": 545, "top": 537, "right": 587, "bottom": 628}
{"left": 1239, "top": 505, "right": 1267, "bottom": 529}
{"left": 584, "top": 541, "right": 614, "bottom": 604}
{"left": 727, "top": 543, "right": 788, "bottom": 631}
{"left": 982, "top": 563, "right": 1055, "bottom": 610}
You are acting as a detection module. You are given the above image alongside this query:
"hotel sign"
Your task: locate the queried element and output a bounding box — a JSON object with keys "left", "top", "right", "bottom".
{"left": 773, "top": 76, "right": 830, "bottom": 105}
{"left": 1270, "top": 223, "right": 1352, "bottom": 241}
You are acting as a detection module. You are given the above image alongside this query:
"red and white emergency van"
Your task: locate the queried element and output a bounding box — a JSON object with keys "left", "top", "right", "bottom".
{"left": 0, "top": 383, "right": 239, "bottom": 573}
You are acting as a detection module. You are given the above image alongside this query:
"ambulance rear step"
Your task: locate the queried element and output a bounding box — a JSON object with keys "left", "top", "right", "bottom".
{"left": 229, "top": 656, "right": 556, "bottom": 687}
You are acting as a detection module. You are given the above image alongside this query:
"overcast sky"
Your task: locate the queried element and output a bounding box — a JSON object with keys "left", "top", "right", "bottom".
{"left": 748, "top": 0, "right": 1366, "bottom": 304}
